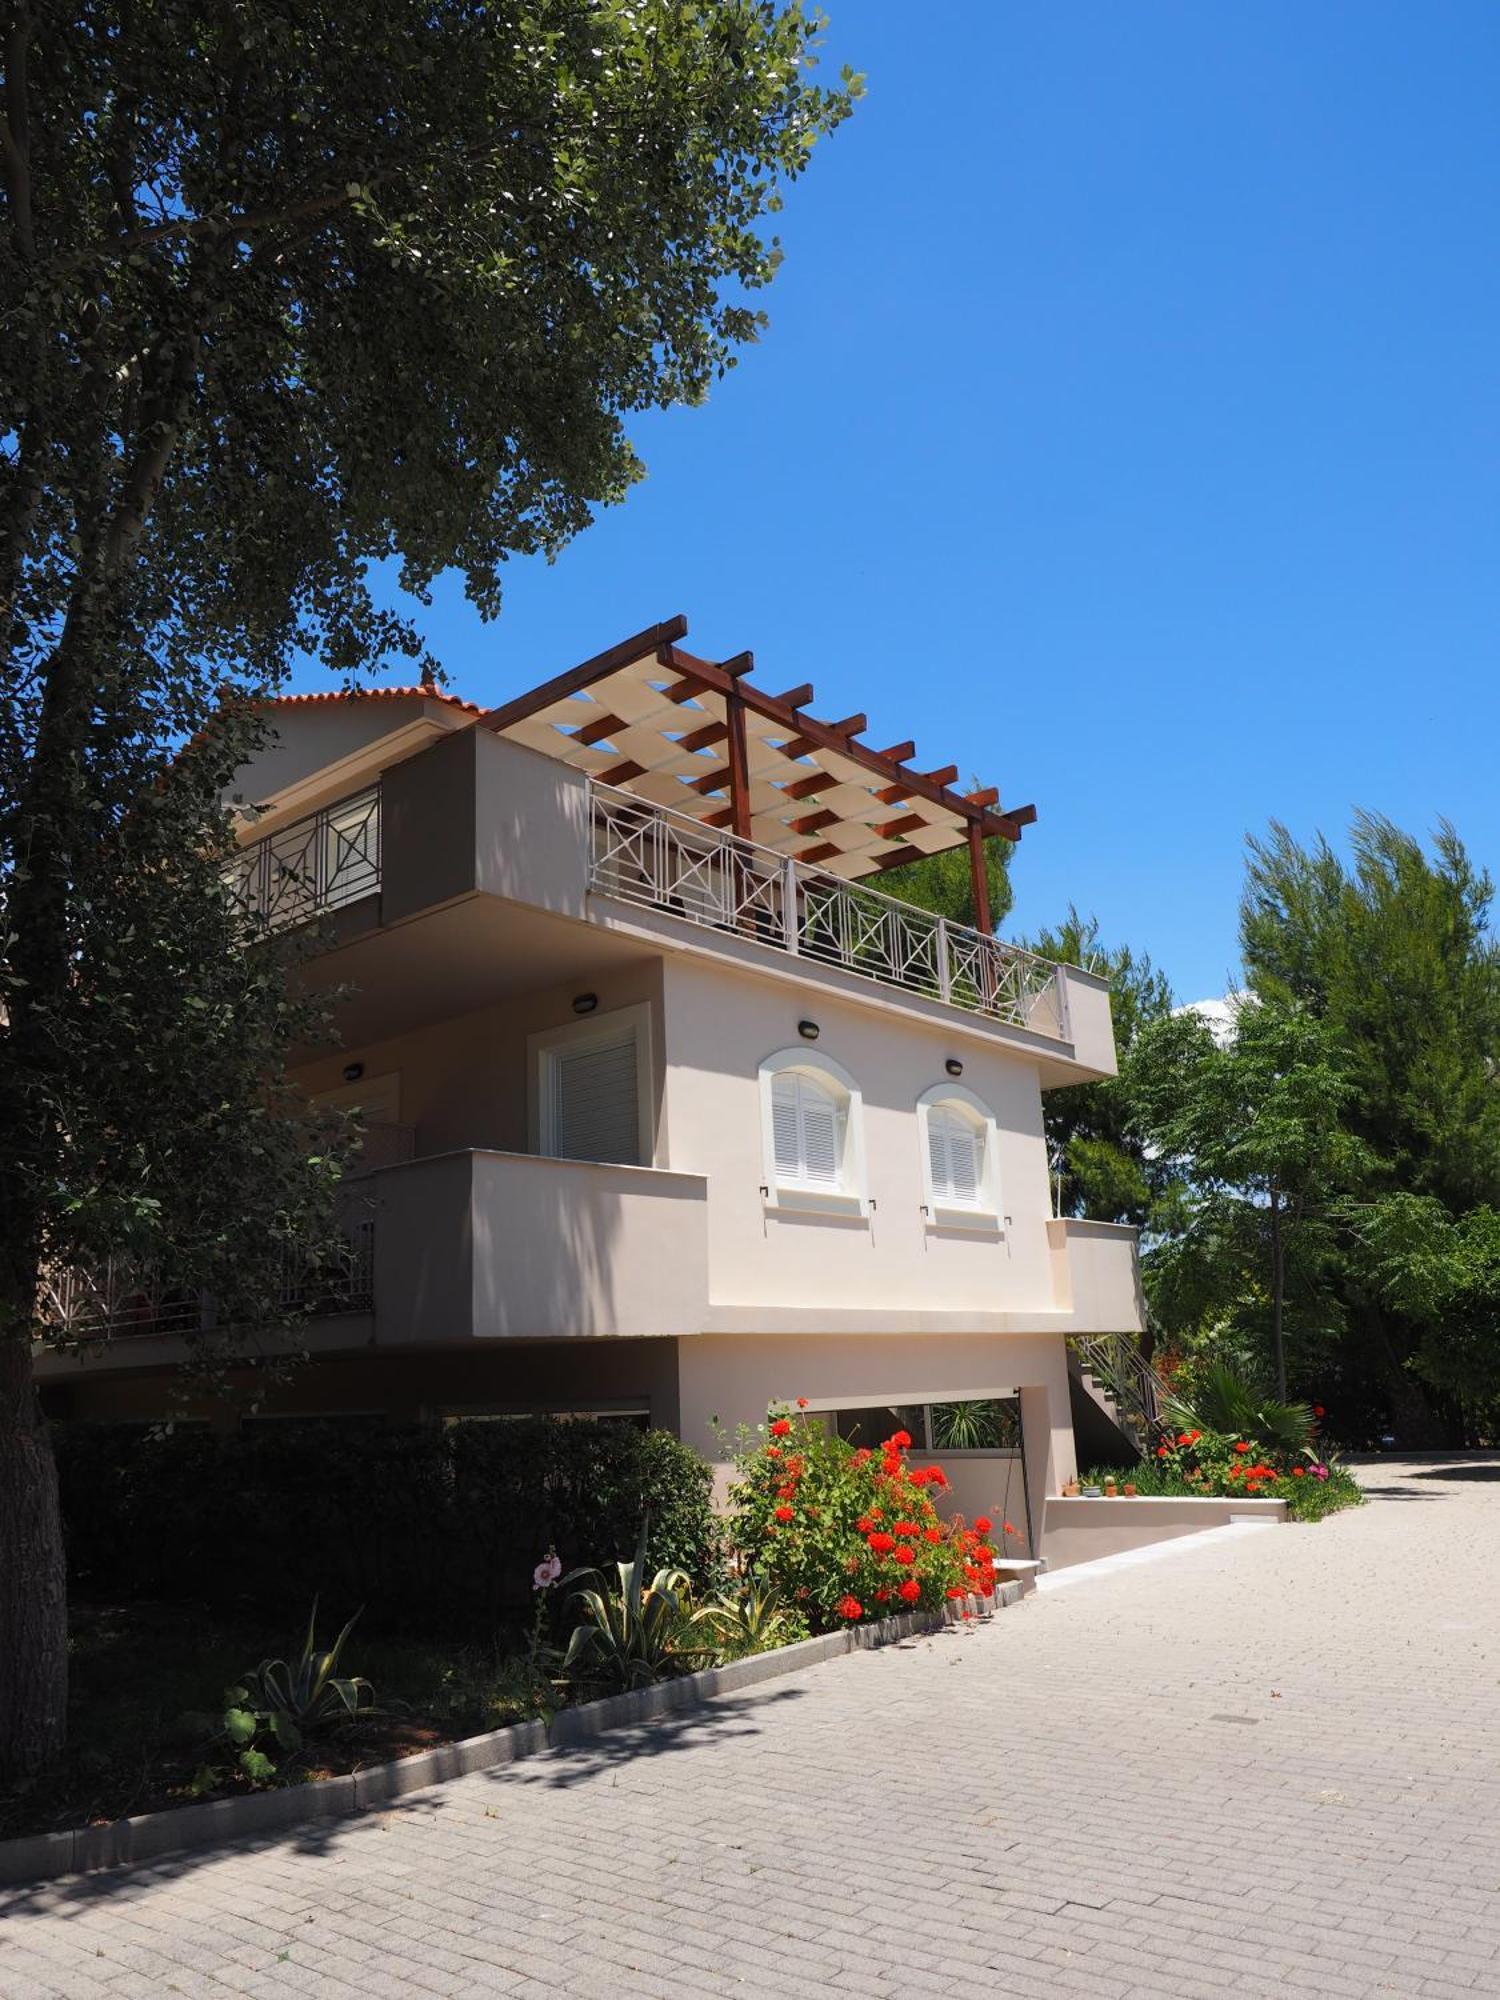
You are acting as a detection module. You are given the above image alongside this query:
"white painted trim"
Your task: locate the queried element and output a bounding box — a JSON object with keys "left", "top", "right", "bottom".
{"left": 916, "top": 1081, "right": 1003, "bottom": 1229}
{"left": 757, "top": 1046, "right": 869, "bottom": 1217}
{"left": 528, "top": 1002, "right": 655, "bottom": 1167}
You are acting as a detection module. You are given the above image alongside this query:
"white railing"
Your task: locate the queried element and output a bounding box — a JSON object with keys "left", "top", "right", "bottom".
{"left": 228, "top": 785, "right": 381, "bottom": 932}
{"left": 588, "top": 783, "right": 1070, "bottom": 1039}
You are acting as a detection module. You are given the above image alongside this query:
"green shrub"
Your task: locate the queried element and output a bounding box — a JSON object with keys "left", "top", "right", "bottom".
{"left": 54, "top": 1417, "right": 719, "bottom": 1636}
{"left": 725, "top": 1405, "right": 993, "bottom": 1630}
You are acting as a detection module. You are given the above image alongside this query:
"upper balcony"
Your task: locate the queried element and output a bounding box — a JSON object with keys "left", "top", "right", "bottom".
{"left": 225, "top": 619, "right": 1119, "bottom": 1076}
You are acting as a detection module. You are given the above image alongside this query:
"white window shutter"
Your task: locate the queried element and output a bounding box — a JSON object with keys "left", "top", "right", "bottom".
{"left": 927, "top": 1113, "right": 952, "bottom": 1199}
{"left": 771, "top": 1074, "right": 801, "bottom": 1180}
{"left": 799, "top": 1087, "right": 841, "bottom": 1186}
{"left": 771, "top": 1070, "right": 844, "bottom": 1189}
{"left": 553, "top": 1034, "right": 640, "bottom": 1165}
{"left": 929, "top": 1105, "right": 982, "bottom": 1206}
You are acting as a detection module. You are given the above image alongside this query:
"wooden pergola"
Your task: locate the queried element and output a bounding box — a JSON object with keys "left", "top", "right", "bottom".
{"left": 478, "top": 617, "right": 1035, "bottom": 935}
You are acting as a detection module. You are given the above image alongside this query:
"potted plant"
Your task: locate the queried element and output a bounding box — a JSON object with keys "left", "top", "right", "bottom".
{"left": 1062, "top": 1476, "right": 1080, "bottom": 1497}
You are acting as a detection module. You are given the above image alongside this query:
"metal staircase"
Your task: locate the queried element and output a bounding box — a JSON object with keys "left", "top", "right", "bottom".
{"left": 1066, "top": 1332, "right": 1179, "bottom": 1461}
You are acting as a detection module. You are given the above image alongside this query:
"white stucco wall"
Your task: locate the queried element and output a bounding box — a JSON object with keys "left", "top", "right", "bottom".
{"left": 658, "top": 952, "right": 1059, "bottom": 1321}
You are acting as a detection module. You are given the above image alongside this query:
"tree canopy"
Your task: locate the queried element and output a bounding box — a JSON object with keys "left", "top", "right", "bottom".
{"left": 0, "top": 0, "right": 856, "bottom": 1780}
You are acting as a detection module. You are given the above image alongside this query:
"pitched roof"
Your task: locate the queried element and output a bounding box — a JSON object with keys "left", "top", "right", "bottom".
{"left": 264, "top": 686, "right": 483, "bottom": 715}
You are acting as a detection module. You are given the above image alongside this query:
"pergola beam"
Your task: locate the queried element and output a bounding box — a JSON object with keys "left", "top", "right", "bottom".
{"left": 478, "top": 615, "right": 688, "bottom": 732}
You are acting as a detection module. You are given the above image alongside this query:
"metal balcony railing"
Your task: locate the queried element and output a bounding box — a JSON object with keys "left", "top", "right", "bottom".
{"left": 588, "top": 783, "right": 1071, "bottom": 1039}
{"left": 228, "top": 784, "right": 381, "bottom": 932}
{"left": 35, "top": 1191, "right": 377, "bottom": 1344}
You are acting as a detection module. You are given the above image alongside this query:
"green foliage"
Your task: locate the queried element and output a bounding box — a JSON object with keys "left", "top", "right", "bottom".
{"left": 560, "top": 1521, "right": 717, "bottom": 1691}
{"left": 54, "top": 1418, "right": 721, "bottom": 1635}
{"left": 702, "top": 1583, "right": 808, "bottom": 1660}
{"left": 928, "top": 1398, "right": 1011, "bottom": 1451}
{"left": 0, "top": 0, "right": 857, "bottom": 1774}
{"left": 1164, "top": 1363, "right": 1316, "bottom": 1458}
{"left": 1023, "top": 911, "right": 1176, "bottom": 1225}
{"left": 211, "top": 1601, "right": 375, "bottom": 1783}
{"left": 878, "top": 836, "right": 1015, "bottom": 933}
{"left": 725, "top": 1407, "right": 990, "bottom": 1630}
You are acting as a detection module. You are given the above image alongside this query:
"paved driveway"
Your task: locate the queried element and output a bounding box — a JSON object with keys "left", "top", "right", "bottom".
{"left": 4, "top": 1458, "right": 1500, "bottom": 2000}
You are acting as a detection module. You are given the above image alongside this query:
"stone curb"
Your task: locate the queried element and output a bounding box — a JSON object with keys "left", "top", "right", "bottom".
{"left": 0, "top": 1586, "right": 1018, "bottom": 1888}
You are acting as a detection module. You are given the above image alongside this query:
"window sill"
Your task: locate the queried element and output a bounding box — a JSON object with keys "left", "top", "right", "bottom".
{"left": 924, "top": 1204, "right": 1004, "bottom": 1236}
{"left": 765, "top": 1185, "right": 868, "bottom": 1220}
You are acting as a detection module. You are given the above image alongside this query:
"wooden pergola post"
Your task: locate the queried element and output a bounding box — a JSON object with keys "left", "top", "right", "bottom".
{"left": 967, "top": 820, "right": 992, "bottom": 936}
{"left": 724, "top": 686, "right": 752, "bottom": 842}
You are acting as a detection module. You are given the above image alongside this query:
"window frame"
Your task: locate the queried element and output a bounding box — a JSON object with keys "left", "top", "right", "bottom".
{"left": 528, "top": 1002, "right": 656, "bottom": 1167}
{"left": 758, "top": 1047, "right": 868, "bottom": 1217}
{"left": 916, "top": 1082, "right": 1003, "bottom": 1231}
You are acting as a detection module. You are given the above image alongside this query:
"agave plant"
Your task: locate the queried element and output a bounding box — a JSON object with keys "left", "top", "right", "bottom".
{"left": 704, "top": 1582, "right": 802, "bottom": 1658}
{"left": 224, "top": 1600, "right": 375, "bottom": 1756}
{"left": 561, "top": 1520, "right": 719, "bottom": 1691}
{"left": 1166, "top": 1361, "right": 1315, "bottom": 1458}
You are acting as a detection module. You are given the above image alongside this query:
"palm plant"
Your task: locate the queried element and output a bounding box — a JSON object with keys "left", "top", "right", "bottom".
{"left": 1166, "top": 1361, "right": 1315, "bottom": 1458}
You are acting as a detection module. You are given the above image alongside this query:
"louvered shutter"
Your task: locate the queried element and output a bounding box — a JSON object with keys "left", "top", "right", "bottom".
{"left": 553, "top": 1033, "right": 640, "bottom": 1165}
{"left": 771, "top": 1071, "right": 843, "bottom": 1189}
{"left": 799, "top": 1084, "right": 841, "bottom": 1187}
{"left": 928, "top": 1105, "right": 983, "bottom": 1207}
{"left": 771, "top": 1074, "right": 801, "bottom": 1180}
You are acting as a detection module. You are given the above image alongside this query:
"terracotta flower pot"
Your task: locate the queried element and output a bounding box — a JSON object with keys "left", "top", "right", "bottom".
{"left": 1104, "top": 1479, "right": 1118, "bottom": 1498}
{"left": 1123, "top": 1482, "right": 1137, "bottom": 1497}
{"left": 1063, "top": 1479, "right": 1080, "bottom": 1497}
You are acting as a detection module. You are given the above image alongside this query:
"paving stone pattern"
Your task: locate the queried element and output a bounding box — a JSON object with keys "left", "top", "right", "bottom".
{"left": 4, "top": 1457, "right": 1500, "bottom": 1999}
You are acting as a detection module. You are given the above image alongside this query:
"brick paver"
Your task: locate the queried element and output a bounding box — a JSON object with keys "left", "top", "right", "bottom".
{"left": 5, "top": 1457, "right": 1500, "bottom": 1998}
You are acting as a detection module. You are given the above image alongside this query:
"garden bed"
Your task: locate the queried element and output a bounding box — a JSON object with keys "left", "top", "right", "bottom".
{"left": 0, "top": 1587, "right": 1014, "bottom": 1885}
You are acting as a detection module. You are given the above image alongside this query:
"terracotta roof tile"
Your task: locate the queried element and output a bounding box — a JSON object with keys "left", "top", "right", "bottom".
{"left": 264, "top": 686, "right": 482, "bottom": 715}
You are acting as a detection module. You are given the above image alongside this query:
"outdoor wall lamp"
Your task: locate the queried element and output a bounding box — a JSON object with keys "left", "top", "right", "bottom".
{"left": 945, "top": 1058, "right": 964, "bottom": 1078}
{"left": 798, "top": 1019, "right": 820, "bottom": 1041}
{"left": 572, "top": 992, "right": 599, "bottom": 1015}
{"left": 342, "top": 1061, "right": 365, "bottom": 1083}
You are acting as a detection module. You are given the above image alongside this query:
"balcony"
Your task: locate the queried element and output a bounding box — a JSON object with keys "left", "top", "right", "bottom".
{"left": 228, "top": 784, "right": 381, "bottom": 932}
{"left": 588, "top": 782, "right": 1070, "bottom": 1041}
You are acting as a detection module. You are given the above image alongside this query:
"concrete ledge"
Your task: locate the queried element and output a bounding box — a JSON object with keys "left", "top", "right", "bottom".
{"left": 0, "top": 1587, "right": 1017, "bottom": 1889}
{"left": 1042, "top": 1494, "right": 1287, "bottom": 1571}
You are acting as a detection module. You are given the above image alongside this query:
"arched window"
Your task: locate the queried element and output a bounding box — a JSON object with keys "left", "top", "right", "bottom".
{"left": 917, "top": 1084, "right": 1001, "bottom": 1227}
{"left": 758, "top": 1049, "right": 867, "bottom": 1214}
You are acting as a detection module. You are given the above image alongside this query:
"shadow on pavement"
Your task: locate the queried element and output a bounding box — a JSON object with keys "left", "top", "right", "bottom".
{"left": 479, "top": 1681, "right": 808, "bottom": 1792}
{"left": 1408, "top": 1463, "right": 1500, "bottom": 1482}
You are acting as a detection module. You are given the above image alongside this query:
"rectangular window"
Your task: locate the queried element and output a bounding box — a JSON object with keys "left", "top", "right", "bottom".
{"left": 531, "top": 1004, "right": 652, "bottom": 1168}
{"left": 772, "top": 1071, "right": 843, "bottom": 1189}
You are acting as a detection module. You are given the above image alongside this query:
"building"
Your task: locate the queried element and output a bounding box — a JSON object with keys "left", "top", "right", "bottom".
{"left": 36, "top": 617, "right": 1145, "bottom": 1552}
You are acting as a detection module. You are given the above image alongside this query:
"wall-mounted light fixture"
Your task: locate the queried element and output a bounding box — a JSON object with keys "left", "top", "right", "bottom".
{"left": 798, "top": 1019, "right": 820, "bottom": 1041}
{"left": 342, "top": 1061, "right": 365, "bottom": 1084}
{"left": 572, "top": 992, "right": 599, "bottom": 1016}
{"left": 945, "top": 1057, "right": 964, "bottom": 1078}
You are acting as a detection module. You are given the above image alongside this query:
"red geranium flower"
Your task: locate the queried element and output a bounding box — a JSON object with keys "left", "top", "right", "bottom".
{"left": 856, "top": 1515, "right": 874, "bottom": 1534}
{"left": 923, "top": 1526, "right": 942, "bottom": 1544}
{"left": 1292, "top": 1466, "right": 1305, "bottom": 1478}
{"left": 774, "top": 1505, "right": 794, "bottom": 1523}
{"left": 898, "top": 1578, "right": 921, "bottom": 1604}
{"left": 769, "top": 1418, "right": 792, "bottom": 1438}
{"left": 1002, "top": 1521, "right": 1017, "bottom": 1536}
{"left": 924, "top": 1468, "right": 948, "bottom": 1490}
{"left": 868, "top": 1531, "right": 896, "bottom": 1555}
{"left": 836, "top": 1595, "right": 864, "bottom": 1621}
{"left": 946, "top": 1588, "right": 966, "bottom": 1601}
{"left": 973, "top": 1516, "right": 993, "bottom": 1534}
{"left": 891, "top": 1544, "right": 916, "bottom": 1566}
{"left": 1233, "top": 1440, "right": 1251, "bottom": 1454}
{"left": 1314, "top": 1405, "right": 1326, "bottom": 1418}
{"left": 1178, "top": 1431, "right": 1193, "bottom": 1446}
{"left": 874, "top": 1586, "right": 890, "bottom": 1603}
{"left": 796, "top": 1397, "right": 809, "bottom": 1408}
{"left": 893, "top": 1519, "right": 920, "bottom": 1537}
{"left": 888, "top": 1430, "right": 912, "bottom": 1449}
{"left": 1156, "top": 1444, "right": 1169, "bottom": 1458}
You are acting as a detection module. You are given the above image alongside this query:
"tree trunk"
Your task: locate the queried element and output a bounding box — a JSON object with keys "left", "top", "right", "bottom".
{"left": 1269, "top": 1194, "right": 1288, "bottom": 1402}
{"left": 0, "top": 1335, "right": 67, "bottom": 1780}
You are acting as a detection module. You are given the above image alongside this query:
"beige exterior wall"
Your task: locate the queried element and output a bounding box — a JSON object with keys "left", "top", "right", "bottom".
{"left": 659, "top": 951, "right": 1058, "bottom": 1320}
{"left": 1040, "top": 1494, "right": 1287, "bottom": 1570}
{"left": 674, "top": 1331, "right": 1077, "bottom": 1553}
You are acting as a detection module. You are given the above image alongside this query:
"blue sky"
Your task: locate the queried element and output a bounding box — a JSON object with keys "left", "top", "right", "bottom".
{"left": 306, "top": 2, "right": 1500, "bottom": 1004}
